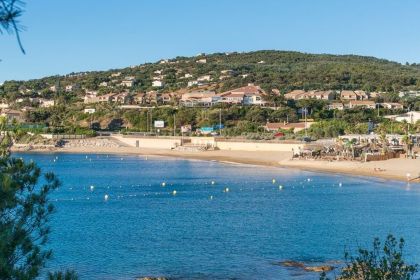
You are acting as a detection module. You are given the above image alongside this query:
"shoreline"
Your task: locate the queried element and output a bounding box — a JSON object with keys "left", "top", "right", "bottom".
{"left": 12, "top": 146, "right": 420, "bottom": 183}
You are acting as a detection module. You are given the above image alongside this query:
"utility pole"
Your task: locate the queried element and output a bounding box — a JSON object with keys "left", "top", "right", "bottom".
{"left": 146, "top": 111, "right": 149, "bottom": 133}
{"left": 304, "top": 107, "right": 308, "bottom": 137}
{"left": 150, "top": 109, "right": 153, "bottom": 133}
{"left": 173, "top": 114, "right": 176, "bottom": 137}
{"left": 219, "top": 108, "right": 222, "bottom": 136}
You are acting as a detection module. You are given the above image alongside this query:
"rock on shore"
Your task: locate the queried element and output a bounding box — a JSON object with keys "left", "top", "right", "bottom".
{"left": 277, "top": 260, "right": 335, "bottom": 272}
{"left": 136, "top": 277, "right": 169, "bottom": 280}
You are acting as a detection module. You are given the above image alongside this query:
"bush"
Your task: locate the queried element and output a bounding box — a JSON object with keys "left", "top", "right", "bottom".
{"left": 321, "top": 235, "right": 418, "bottom": 280}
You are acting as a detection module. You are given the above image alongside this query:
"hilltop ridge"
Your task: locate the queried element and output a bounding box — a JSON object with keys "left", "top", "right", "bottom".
{"left": 2, "top": 50, "right": 420, "bottom": 98}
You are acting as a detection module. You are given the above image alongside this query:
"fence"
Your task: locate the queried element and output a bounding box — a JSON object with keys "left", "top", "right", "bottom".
{"left": 365, "top": 152, "right": 400, "bottom": 162}
{"left": 51, "top": 134, "right": 87, "bottom": 140}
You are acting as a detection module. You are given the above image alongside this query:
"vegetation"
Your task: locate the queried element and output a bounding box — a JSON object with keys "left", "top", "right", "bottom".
{"left": 321, "top": 235, "right": 418, "bottom": 280}
{"left": 0, "top": 0, "right": 25, "bottom": 53}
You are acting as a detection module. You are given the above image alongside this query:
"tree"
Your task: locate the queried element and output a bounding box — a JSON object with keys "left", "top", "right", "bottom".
{"left": 0, "top": 156, "right": 60, "bottom": 279}
{"left": 0, "top": 0, "right": 25, "bottom": 53}
{"left": 321, "top": 235, "right": 418, "bottom": 280}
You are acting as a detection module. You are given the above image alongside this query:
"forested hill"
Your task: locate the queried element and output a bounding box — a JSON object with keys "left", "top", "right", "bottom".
{"left": 2, "top": 50, "right": 420, "bottom": 97}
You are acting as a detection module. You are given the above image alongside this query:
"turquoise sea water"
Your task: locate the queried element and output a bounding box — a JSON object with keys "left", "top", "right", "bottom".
{"left": 18, "top": 153, "right": 420, "bottom": 280}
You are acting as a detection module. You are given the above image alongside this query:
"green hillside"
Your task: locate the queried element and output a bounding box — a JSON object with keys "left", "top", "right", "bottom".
{"left": 2, "top": 50, "right": 420, "bottom": 98}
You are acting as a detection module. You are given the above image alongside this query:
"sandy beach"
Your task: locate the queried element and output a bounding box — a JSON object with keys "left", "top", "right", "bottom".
{"left": 12, "top": 145, "right": 420, "bottom": 183}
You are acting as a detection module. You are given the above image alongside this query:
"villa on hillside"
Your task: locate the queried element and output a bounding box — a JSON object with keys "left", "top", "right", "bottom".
{"left": 180, "top": 91, "right": 218, "bottom": 107}
{"left": 120, "top": 80, "right": 135, "bottom": 87}
{"left": 346, "top": 100, "right": 376, "bottom": 109}
{"left": 218, "top": 84, "right": 267, "bottom": 105}
{"left": 340, "top": 90, "right": 369, "bottom": 100}
{"left": 1, "top": 109, "right": 24, "bottom": 124}
{"left": 152, "top": 80, "right": 164, "bottom": 88}
{"left": 328, "top": 103, "right": 345, "bottom": 110}
{"left": 381, "top": 102, "right": 404, "bottom": 110}
{"left": 284, "top": 90, "right": 335, "bottom": 100}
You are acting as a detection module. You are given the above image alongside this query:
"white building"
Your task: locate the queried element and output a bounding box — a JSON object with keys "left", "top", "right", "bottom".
{"left": 120, "top": 80, "right": 134, "bottom": 87}
{"left": 384, "top": 111, "right": 420, "bottom": 124}
{"left": 197, "top": 75, "right": 211, "bottom": 82}
{"left": 65, "top": 85, "right": 74, "bottom": 92}
{"left": 196, "top": 58, "right": 207, "bottom": 64}
{"left": 152, "top": 80, "right": 164, "bottom": 88}
{"left": 39, "top": 99, "right": 55, "bottom": 108}
{"left": 188, "top": 80, "right": 199, "bottom": 87}
{"left": 84, "top": 108, "right": 96, "bottom": 114}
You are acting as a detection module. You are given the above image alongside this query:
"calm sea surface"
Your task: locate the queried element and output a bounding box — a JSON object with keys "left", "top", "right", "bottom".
{"left": 17, "top": 153, "right": 420, "bottom": 280}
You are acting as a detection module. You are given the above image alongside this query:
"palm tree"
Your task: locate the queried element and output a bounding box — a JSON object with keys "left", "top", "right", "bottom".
{"left": 402, "top": 134, "right": 413, "bottom": 158}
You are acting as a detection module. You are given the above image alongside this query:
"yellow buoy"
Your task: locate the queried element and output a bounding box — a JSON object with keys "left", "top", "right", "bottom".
{"left": 172, "top": 190, "right": 177, "bottom": 195}
{"left": 272, "top": 179, "right": 276, "bottom": 184}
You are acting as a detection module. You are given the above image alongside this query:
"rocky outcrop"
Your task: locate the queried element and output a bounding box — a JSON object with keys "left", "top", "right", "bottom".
{"left": 136, "top": 277, "right": 169, "bottom": 280}
{"left": 304, "top": 265, "right": 334, "bottom": 272}
{"left": 277, "top": 260, "right": 335, "bottom": 273}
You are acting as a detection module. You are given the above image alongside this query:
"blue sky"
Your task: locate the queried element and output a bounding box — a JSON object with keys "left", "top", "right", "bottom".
{"left": 1, "top": 0, "right": 420, "bottom": 82}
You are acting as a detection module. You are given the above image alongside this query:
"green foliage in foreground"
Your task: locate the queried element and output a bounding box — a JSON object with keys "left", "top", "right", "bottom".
{"left": 0, "top": 149, "right": 79, "bottom": 279}
{"left": 0, "top": 157, "right": 59, "bottom": 279}
{"left": 321, "top": 235, "right": 418, "bottom": 280}
{"left": 48, "top": 270, "right": 79, "bottom": 280}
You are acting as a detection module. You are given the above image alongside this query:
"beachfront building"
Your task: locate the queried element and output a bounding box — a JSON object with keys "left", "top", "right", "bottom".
{"left": 384, "top": 111, "right": 420, "bottom": 124}
{"left": 264, "top": 122, "right": 314, "bottom": 133}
